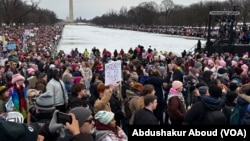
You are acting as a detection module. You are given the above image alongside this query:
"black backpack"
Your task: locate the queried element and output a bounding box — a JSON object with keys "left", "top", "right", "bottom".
{"left": 204, "top": 109, "right": 227, "bottom": 125}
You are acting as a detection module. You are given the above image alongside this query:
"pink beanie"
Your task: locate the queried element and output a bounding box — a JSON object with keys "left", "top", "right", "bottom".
{"left": 208, "top": 59, "right": 214, "bottom": 65}
{"left": 231, "top": 60, "right": 237, "bottom": 67}
{"left": 27, "top": 68, "right": 35, "bottom": 74}
{"left": 219, "top": 60, "right": 226, "bottom": 67}
{"left": 12, "top": 74, "right": 25, "bottom": 84}
{"left": 241, "top": 64, "right": 248, "bottom": 74}
{"left": 73, "top": 76, "right": 83, "bottom": 84}
{"left": 172, "top": 80, "right": 183, "bottom": 90}
{"left": 241, "top": 64, "right": 248, "bottom": 70}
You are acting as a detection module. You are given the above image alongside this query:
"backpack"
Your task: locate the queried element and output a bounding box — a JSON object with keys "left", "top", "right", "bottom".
{"left": 124, "top": 97, "right": 133, "bottom": 119}
{"left": 230, "top": 104, "right": 247, "bottom": 125}
{"left": 204, "top": 109, "right": 227, "bottom": 124}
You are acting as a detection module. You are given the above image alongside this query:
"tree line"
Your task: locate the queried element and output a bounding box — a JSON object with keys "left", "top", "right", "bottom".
{"left": 1, "top": 0, "right": 250, "bottom": 27}
{"left": 0, "top": 0, "right": 59, "bottom": 25}
{"left": 91, "top": 0, "right": 250, "bottom": 28}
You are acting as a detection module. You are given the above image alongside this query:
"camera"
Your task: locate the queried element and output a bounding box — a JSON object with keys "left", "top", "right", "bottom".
{"left": 56, "top": 111, "right": 72, "bottom": 125}
{"left": 183, "top": 75, "right": 198, "bottom": 92}
{"left": 184, "top": 75, "right": 198, "bottom": 85}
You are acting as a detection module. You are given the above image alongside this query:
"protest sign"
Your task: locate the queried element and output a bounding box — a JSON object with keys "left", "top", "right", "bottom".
{"left": 105, "top": 60, "right": 122, "bottom": 86}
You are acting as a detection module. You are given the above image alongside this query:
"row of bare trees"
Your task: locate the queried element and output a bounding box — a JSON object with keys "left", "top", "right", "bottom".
{"left": 0, "top": 0, "right": 59, "bottom": 25}
{"left": 1, "top": 0, "right": 250, "bottom": 27}
{"left": 91, "top": 0, "right": 250, "bottom": 28}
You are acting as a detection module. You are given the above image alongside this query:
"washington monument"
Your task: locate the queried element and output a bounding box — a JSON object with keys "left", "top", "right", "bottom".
{"left": 69, "top": 0, "right": 74, "bottom": 22}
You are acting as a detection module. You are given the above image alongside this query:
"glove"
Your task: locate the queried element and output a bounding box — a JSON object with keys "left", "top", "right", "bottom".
{"left": 49, "top": 110, "right": 65, "bottom": 138}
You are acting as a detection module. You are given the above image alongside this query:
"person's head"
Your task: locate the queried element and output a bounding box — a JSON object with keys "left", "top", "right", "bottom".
{"left": 0, "top": 85, "right": 9, "bottom": 100}
{"left": 94, "top": 110, "right": 115, "bottom": 128}
{"left": 203, "top": 70, "right": 214, "bottom": 82}
{"left": 207, "top": 59, "right": 214, "bottom": 68}
{"left": 65, "top": 63, "right": 72, "bottom": 71}
{"left": 21, "top": 62, "right": 28, "bottom": 69}
{"left": 97, "top": 83, "right": 106, "bottom": 98}
{"left": 131, "top": 82, "right": 143, "bottom": 93}
{"left": 71, "top": 83, "right": 87, "bottom": 98}
{"left": 35, "top": 91, "right": 55, "bottom": 113}
{"left": 239, "top": 84, "right": 250, "bottom": 96}
{"left": 10, "top": 61, "right": 18, "bottom": 69}
{"left": 144, "top": 95, "right": 158, "bottom": 111}
{"left": 68, "top": 97, "right": 83, "bottom": 109}
{"left": 62, "top": 73, "right": 73, "bottom": 83}
{"left": 51, "top": 69, "right": 61, "bottom": 81}
{"left": 73, "top": 76, "right": 84, "bottom": 84}
{"left": 209, "top": 79, "right": 223, "bottom": 89}
{"left": 229, "top": 82, "right": 238, "bottom": 91}
{"left": 198, "top": 86, "right": 209, "bottom": 96}
{"left": 49, "top": 64, "right": 56, "bottom": 70}
{"left": 91, "top": 73, "right": 103, "bottom": 83}
{"left": 235, "top": 67, "right": 244, "bottom": 76}
{"left": 226, "top": 91, "right": 238, "bottom": 104}
{"left": 27, "top": 68, "right": 35, "bottom": 76}
{"left": 82, "top": 61, "right": 90, "bottom": 68}
{"left": 208, "top": 85, "right": 222, "bottom": 98}
{"left": 26, "top": 89, "right": 40, "bottom": 106}
{"left": 11, "top": 73, "right": 25, "bottom": 87}
{"left": 123, "top": 74, "right": 132, "bottom": 83}
{"left": 171, "top": 80, "right": 183, "bottom": 92}
{"left": 175, "top": 57, "right": 184, "bottom": 67}
{"left": 69, "top": 107, "right": 95, "bottom": 134}
{"left": 37, "top": 73, "right": 47, "bottom": 82}
{"left": 141, "top": 84, "right": 155, "bottom": 96}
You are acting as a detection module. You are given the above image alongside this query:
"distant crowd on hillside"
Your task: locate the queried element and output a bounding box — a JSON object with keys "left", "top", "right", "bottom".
{"left": 107, "top": 24, "right": 250, "bottom": 44}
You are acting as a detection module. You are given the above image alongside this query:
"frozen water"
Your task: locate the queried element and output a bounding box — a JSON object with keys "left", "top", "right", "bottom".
{"left": 57, "top": 24, "right": 206, "bottom": 56}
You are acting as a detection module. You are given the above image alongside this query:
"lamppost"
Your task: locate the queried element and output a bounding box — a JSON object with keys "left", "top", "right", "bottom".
{"left": 205, "top": 5, "right": 212, "bottom": 53}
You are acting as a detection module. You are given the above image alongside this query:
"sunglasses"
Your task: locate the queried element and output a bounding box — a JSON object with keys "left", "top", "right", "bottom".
{"left": 84, "top": 118, "right": 94, "bottom": 124}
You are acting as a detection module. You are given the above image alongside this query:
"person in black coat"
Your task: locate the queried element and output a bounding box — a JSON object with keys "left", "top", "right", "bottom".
{"left": 183, "top": 85, "right": 226, "bottom": 125}
{"left": 133, "top": 95, "right": 159, "bottom": 125}
{"left": 146, "top": 66, "right": 167, "bottom": 125}
{"left": 173, "top": 57, "right": 184, "bottom": 82}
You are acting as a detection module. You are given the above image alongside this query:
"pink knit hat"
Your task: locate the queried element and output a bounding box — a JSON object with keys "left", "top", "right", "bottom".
{"left": 241, "top": 64, "right": 248, "bottom": 75}
{"left": 12, "top": 74, "right": 25, "bottom": 84}
{"left": 219, "top": 59, "right": 226, "bottom": 67}
{"left": 172, "top": 80, "right": 183, "bottom": 90}
{"left": 208, "top": 59, "right": 214, "bottom": 66}
{"left": 73, "top": 76, "right": 83, "bottom": 84}
{"left": 241, "top": 64, "right": 248, "bottom": 70}
{"left": 27, "top": 68, "right": 35, "bottom": 74}
{"left": 231, "top": 60, "right": 237, "bottom": 67}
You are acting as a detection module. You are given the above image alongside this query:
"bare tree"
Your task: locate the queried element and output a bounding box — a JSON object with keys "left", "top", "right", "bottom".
{"left": 0, "top": 0, "right": 40, "bottom": 24}
{"left": 160, "top": 0, "right": 174, "bottom": 22}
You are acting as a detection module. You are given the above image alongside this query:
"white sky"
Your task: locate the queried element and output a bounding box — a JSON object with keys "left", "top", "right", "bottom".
{"left": 37, "top": 0, "right": 226, "bottom": 20}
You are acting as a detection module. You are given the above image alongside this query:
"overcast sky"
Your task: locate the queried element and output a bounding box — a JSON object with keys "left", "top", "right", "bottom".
{"left": 38, "top": 0, "right": 225, "bottom": 20}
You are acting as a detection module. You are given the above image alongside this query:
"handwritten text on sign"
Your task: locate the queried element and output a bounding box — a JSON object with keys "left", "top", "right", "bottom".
{"left": 105, "top": 60, "right": 122, "bottom": 86}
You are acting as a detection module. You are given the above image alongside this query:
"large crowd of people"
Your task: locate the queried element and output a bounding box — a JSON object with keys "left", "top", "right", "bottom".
{"left": 1, "top": 23, "right": 250, "bottom": 141}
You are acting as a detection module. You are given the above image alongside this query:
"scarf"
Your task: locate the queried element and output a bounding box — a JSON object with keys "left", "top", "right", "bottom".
{"left": 95, "top": 120, "right": 118, "bottom": 135}
{"left": 12, "top": 85, "right": 27, "bottom": 119}
{"left": 175, "top": 66, "right": 184, "bottom": 74}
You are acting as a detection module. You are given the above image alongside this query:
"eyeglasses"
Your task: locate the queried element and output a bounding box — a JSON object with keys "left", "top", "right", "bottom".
{"left": 84, "top": 118, "right": 94, "bottom": 124}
